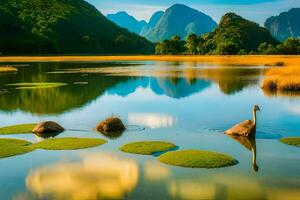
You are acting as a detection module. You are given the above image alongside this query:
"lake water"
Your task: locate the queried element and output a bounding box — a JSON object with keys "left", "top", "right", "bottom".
{"left": 0, "top": 61, "right": 299, "bottom": 200}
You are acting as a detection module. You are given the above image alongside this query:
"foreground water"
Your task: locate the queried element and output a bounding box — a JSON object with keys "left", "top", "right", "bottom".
{"left": 0, "top": 61, "right": 299, "bottom": 200}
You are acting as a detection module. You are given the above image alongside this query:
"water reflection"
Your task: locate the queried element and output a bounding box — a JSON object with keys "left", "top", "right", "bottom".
{"left": 128, "top": 113, "right": 176, "bottom": 128}
{"left": 0, "top": 62, "right": 268, "bottom": 115}
{"left": 168, "top": 180, "right": 216, "bottom": 200}
{"left": 144, "top": 161, "right": 170, "bottom": 181}
{"left": 24, "top": 153, "right": 138, "bottom": 200}
{"left": 228, "top": 135, "right": 259, "bottom": 172}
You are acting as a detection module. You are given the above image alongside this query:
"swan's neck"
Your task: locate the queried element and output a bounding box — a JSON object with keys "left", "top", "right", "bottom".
{"left": 253, "top": 109, "right": 257, "bottom": 127}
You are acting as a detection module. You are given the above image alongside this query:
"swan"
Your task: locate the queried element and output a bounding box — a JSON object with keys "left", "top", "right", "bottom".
{"left": 225, "top": 105, "right": 260, "bottom": 137}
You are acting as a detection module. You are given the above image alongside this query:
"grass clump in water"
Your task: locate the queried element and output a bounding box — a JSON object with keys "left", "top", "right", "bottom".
{"left": 158, "top": 150, "right": 238, "bottom": 168}
{"left": 0, "top": 138, "right": 33, "bottom": 158}
{"left": 280, "top": 137, "right": 300, "bottom": 147}
{"left": 262, "top": 67, "right": 300, "bottom": 93}
{"left": 0, "top": 66, "right": 18, "bottom": 73}
{"left": 6, "top": 82, "right": 67, "bottom": 90}
{"left": 120, "top": 141, "right": 177, "bottom": 155}
{"left": 0, "top": 124, "right": 37, "bottom": 135}
{"left": 0, "top": 137, "right": 107, "bottom": 158}
{"left": 32, "top": 137, "right": 106, "bottom": 150}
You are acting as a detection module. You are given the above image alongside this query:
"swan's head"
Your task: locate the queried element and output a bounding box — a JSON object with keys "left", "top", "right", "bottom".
{"left": 254, "top": 105, "right": 260, "bottom": 111}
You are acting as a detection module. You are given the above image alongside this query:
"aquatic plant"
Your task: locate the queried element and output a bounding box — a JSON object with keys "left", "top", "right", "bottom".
{"left": 280, "top": 137, "right": 300, "bottom": 147}
{"left": 32, "top": 137, "right": 107, "bottom": 150}
{"left": 0, "top": 137, "right": 107, "bottom": 159}
{"left": 0, "top": 124, "right": 37, "bottom": 134}
{"left": 158, "top": 150, "right": 238, "bottom": 168}
{"left": 6, "top": 82, "right": 67, "bottom": 89}
{"left": 120, "top": 141, "right": 177, "bottom": 155}
{"left": 0, "top": 138, "right": 33, "bottom": 158}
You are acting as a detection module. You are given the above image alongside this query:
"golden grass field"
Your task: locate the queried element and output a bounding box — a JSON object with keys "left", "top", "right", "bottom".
{"left": 0, "top": 55, "right": 300, "bottom": 67}
{"left": 0, "top": 66, "right": 18, "bottom": 72}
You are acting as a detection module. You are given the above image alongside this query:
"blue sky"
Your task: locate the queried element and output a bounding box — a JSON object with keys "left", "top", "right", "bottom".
{"left": 87, "top": 0, "right": 300, "bottom": 25}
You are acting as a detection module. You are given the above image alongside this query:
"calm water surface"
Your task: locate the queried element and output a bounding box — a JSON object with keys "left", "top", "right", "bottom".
{"left": 0, "top": 61, "right": 299, "bottom": 200}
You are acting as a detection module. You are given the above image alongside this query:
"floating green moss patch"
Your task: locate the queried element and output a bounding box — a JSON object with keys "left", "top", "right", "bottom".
{"left": 6, "top": 82, "right": 67, "bottom": 89}
{"left": 0, "top": 138, "right": 33, "bottom": 158}
{"left": 0, "top": 124, "right": 37, "bottom": 135}
{"left": 120, "top": 141, "right": 177, "bottom": 155}
{"left": 280, "top": 137, "right": 300, "bottom": 147}
{"left": 32, "top": 137, "right": 106, "bottom": 150}
{"left": 158, "top": 150, "right": 238, "bottom": 168}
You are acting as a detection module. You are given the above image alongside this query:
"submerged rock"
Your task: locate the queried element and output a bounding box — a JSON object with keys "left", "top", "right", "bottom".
{"left": 32, "top": 121, "right": 64, "bottom": 134}
{"left": 96, "top": 117, "right": 126, "bottom": 133}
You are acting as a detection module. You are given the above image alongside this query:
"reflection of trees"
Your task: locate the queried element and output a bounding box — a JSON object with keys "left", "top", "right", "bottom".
{"left": 0, "top": 62, "right": 130, "bottom": 115}
{"left": 198, "top": 67, "right": 266, "bottom": 95}
{"left": 24, "top": 153, "right": 138, "bottom": 200}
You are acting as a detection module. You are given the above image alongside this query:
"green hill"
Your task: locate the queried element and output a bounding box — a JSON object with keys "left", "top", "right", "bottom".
{"left": 0, "top": 0, "right": 154, "bottom": 55}
{"left": 200, "top": 13, "right": 279, "bottom": 54}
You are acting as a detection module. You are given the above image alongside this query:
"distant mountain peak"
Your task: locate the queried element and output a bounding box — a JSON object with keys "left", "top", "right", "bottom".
{"left": 107, "top": 11, "right": 146, "bottom": 34}
{"left": 265, "top": 8, "right": 300, "bottom": 41}
{"left": 145, "top": 4, "right": 217, "bottom": 42}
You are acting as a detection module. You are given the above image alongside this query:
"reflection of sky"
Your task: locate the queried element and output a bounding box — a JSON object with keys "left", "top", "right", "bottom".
{"left": 128, "top": 112, "right": 176, "bottom": 128}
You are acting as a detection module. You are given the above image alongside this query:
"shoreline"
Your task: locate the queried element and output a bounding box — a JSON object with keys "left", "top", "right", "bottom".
{"left": 0, "top": 55, "right": 300, "bottom": 67}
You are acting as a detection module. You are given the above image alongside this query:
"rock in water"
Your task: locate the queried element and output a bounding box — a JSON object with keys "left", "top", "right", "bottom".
{"left": 96, "top": 117, "right": 126, "bottom": 133}
{"left": 32, "top": 121, "right": 64, "bottom": 134}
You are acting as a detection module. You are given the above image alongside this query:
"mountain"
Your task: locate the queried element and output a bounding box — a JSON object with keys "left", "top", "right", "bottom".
{"left": 265, "top": 8, "right": 300, "bottom": 41}
{"left": 140, "top": 11, "right": 164, "bottom": 37}
{"left": 199, "top": 13, "right": 279, "bottom": 54}
{"left": 0, "top": 0, "right": 154, "bottom": 55}
{"left": 107, "top": 11, "right": 147, "bottom": 34}
{"left": 145, "top": 4, "right": 217, "bottom": 42}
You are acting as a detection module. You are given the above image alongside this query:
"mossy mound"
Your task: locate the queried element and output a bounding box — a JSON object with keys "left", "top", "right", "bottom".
{"left": 120, "top": 141, "right": 177, "bottom": 155}
{"left": 0, "top": 138, "right": 33, "bottom": 158}
{"left": 0, "top": 137, "right": 107, "bottom": 159}
{"left": 96, "top": 117, "right": 126, "bottom": 133}
{"left": 6, "top": 82, "right": 67, "bottom": 89}
{"left": 32, "top": 137, "right": 106, "bottom": 150}
{"left": 158, "top": 150, "right": 238, "bottom": 168}
{"left": 280, "top": 137, "right": 300, "bottom": 147}
{"left": 0, "top": 124, "right": 37, "bottom": 135}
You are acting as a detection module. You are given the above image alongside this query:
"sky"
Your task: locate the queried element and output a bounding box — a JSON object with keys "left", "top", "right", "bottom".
{"left": 87, "top": 0, "right": 300, "bottom": 25}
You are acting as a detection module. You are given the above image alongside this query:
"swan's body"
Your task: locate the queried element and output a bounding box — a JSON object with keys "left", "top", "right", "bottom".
{"left": 225, "top": 105, "right": 260, "bottom": 137}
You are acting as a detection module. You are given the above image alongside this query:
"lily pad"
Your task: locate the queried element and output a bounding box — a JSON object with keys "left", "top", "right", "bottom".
{"left": 0, "top": 138, "right": 33, "bottom": 158}
{"left": 158, "top": 150, "right": 238, "bottom": 168}
{"left": 6, "top": 82, "right": 67, "bottom": 89}
{"left": 120, "top": 141, "right": 177, "bottom": 155}
{"left": 280, "top": 137, "right": 300, "bottom": 147}
{"left": 32, "top": 137, "right": 107, "bottom": 150}
{"left": 0, "top": 124, "right": 37, "bottom": 135}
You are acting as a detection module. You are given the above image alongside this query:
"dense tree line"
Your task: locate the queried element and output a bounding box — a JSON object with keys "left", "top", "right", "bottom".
{"left": 155, "top": 35, "right": 300, "bottom": 55}
{"left": 0, "top": 0, "right": 154, "bottom": 55}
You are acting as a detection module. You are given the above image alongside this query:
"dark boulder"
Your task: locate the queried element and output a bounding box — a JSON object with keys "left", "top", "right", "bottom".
{"left": 32, "top": 121, "right": 64, "bottom": 134}
{"left": 96, "top": 117, "right": 126, "bottom": 133}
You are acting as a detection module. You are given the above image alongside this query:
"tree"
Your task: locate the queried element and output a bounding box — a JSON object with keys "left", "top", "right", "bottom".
{"left": 276, "top": 38, "right": 300, "bottom": 55}
{"left": 257, "top": 42, "right": 277, "bottom": 55}
{"left": 185, "top": 34, "right": 199, "bottom": 55}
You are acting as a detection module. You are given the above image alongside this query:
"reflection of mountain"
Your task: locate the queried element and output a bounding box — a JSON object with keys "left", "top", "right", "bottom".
{"left": 24, "top": 153, "right": 138, "bottom": 200}
{"left": 0, "top": 62, "right": 130, "bottom": 115}
{"left": 108, "top": 77, "right": 211, "bottom": 99}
